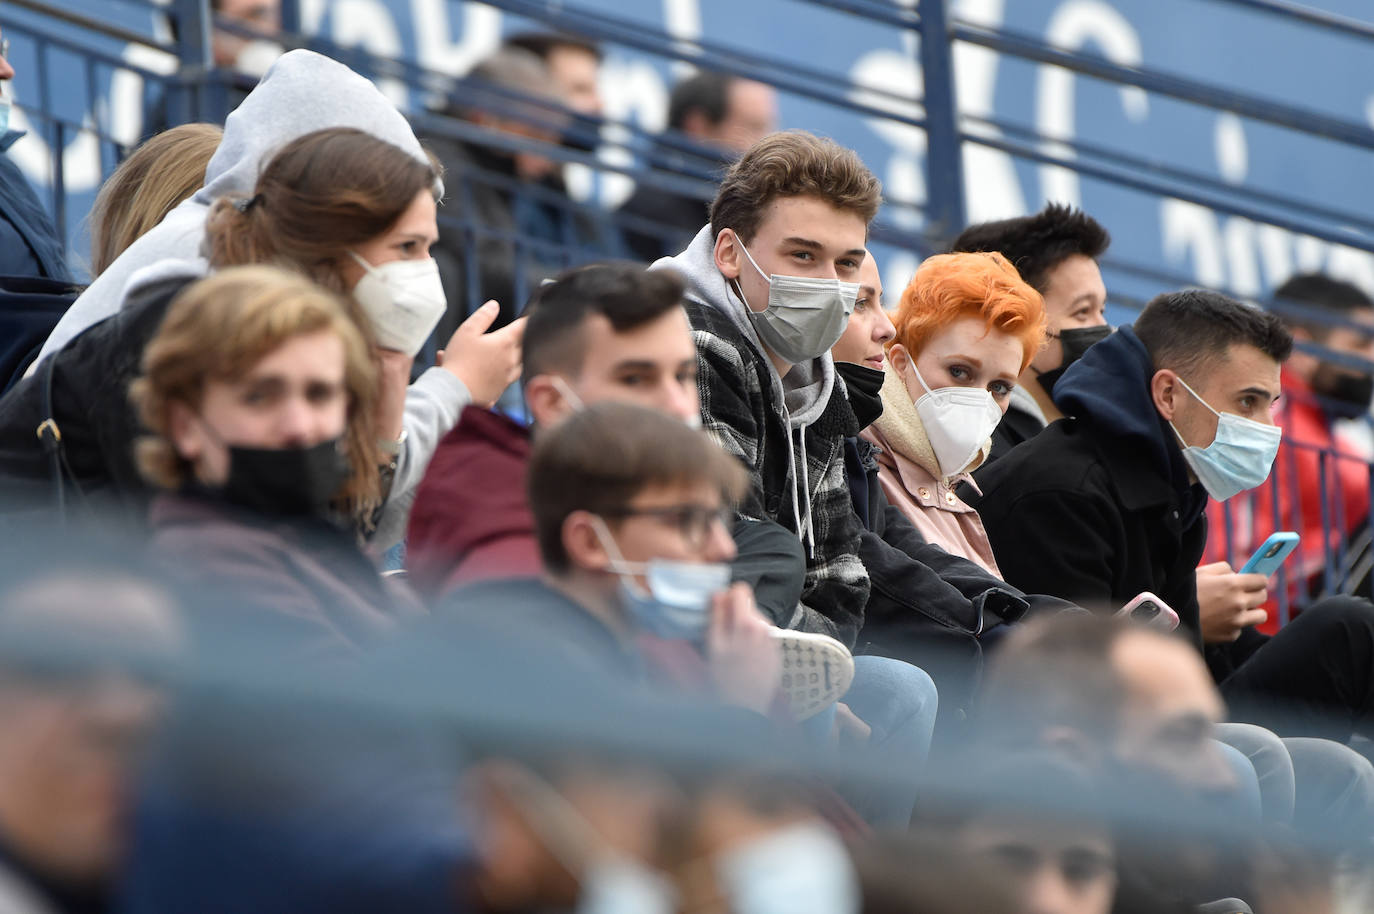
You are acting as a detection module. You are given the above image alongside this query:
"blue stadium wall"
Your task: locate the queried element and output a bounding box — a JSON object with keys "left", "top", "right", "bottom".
{"left": 10, "top": 0, "right": 1374, "bottom": 318}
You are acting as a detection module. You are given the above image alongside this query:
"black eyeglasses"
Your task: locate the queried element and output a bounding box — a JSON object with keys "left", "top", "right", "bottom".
{"left": 601, "top": 503, "right": 734, "bottom": 549}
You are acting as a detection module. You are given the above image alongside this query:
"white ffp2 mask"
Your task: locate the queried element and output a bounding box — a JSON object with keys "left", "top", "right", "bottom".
{"left": 349, "top": 252, "right": 448, "bottom": 356}
{"left": 909, "top": 364, "right": 1003, "bottom": 479}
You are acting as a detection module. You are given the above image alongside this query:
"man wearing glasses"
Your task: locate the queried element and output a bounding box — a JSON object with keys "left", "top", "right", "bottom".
{"left": 0, "top": 26, "right": 72, "bottom": 283}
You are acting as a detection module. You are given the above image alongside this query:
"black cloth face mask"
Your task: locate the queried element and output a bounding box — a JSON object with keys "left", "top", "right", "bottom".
{"left": 835, "top": 361, "right": 886, "bottom": 430}
{"left": 1311, "top": 364, "right": 1374, "bottom": 420}
{"left": 215, "top": 436, "right": 351, "bottom": 518}
{"left": 1034, "top": 324, "right": 1113, "bottom": 394}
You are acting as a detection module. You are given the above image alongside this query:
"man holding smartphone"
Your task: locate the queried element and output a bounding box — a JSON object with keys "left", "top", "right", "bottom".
{"left": 971, "top": 290, "right": 1374, "bottom": 750}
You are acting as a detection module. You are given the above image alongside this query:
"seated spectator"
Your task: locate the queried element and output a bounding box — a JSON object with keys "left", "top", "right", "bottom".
{"left": 654, "top": 130, "right": 878, "bottom": 648}
{"left": 1204, "top": 273, "right": 1374, "bottom": 609}
{"left": 210, "top": 0, "right": 282, "bottom": 73}
{"left": 862, "top": 251, "right": 1046, "bottom": 577}
{"left": 445, "top": 400, "right": 795, "bottom": 715}
{"left": 0, "top": 26, "right": 72, "bottom": 282}
{"left": 87, "top": 123, "right": 223, "bottom": 278}
{"left": 503, "top": 31, "right": 604, "bottom": 150}
{"left": 0, "top": 535, "right": 180, "bottom": 913}
{"left": 620, "top": 71, "right": 778, "bottom": 263}
{"left": 833, "top": 253, "right": 1071, "bottom": 723}
{"left": 0, "top": 126, "right": 523, "bottom": 547}
{"left": 950, "top": 203, "right": 1111, "bottom": 466}
{"left": 971, "top": 289, "right": 1374, "bottom": 747}
{"left": 423, "top": 47, "right": 617, "bottom": 337}
{"left": 131, "top": 266, "right": 424, "bottom": 658}
{"left": 37, "top": 50, "right": 453, "bottom": 374}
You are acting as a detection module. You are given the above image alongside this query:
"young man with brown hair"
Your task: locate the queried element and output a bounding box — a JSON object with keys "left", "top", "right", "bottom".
{"left": 655, "top": 130, "right": 881, "bottom": 648}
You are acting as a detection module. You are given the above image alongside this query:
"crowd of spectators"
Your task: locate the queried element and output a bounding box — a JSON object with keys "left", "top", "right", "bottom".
{"left": 1, "top": 16, "right": 1374, "bottom": 914}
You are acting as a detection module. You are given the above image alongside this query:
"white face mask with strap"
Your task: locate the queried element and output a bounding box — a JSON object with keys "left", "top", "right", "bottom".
{"left": 349, "top": 251, "right": 447, "bottom": 356}
{"left": 907, "top": 362, "right": 1003, "bottom": 479}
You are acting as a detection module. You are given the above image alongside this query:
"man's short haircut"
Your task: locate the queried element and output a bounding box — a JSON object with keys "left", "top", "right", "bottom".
{"left": 1134, "top": 289, "right": 1293, "bottom": 380}
{"left": 892, "top": 251, "right": 1047, "bottom": 374}
{"left": 949, "top": 203, "right": 1110, "bottom": 293}
{"left": 709, "top": 130, "right": 882, "bottom": 243}
{"left": 668, "top": 71, "right": 734, "bottom": 131}
{"left": 1273, "top": 273, "right": 1374, "bottom": 341}
{"left": 528, "top": 402, "right": 748, "bottom": 574}
{"left": 520, "top": 262, "right": 688, "bottom": 386}
{"left": 503, "top": 31, "right": 603, "bottom": 63}
{"left": 978, "top": 614, "right": 1131, "bottom": 750}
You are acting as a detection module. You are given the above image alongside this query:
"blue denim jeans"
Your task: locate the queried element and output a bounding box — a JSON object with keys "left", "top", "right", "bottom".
{"left": 806, "top": 655, "right": 939, "bottom": 827}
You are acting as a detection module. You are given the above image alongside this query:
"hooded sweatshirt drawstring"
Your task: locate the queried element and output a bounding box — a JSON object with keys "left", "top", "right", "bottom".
{"left": 789, "top": 427, "right": 815, "bottom": 559}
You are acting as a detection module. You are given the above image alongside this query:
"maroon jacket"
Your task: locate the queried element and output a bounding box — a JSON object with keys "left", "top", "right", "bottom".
{"left": 407, "top": 406, "right": 540, "bottom": 602}
{"left": 150, "top": 491, "right": 424, "bottom": 660}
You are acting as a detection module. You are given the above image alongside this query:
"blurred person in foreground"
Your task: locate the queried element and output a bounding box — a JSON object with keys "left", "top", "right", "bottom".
{"left": 0, "top": 537, "right": 180, "bottom": 914}
{"left": 131, "top": 266, "right": 425, "bottom": 659}
{"left": 620, "top": 71, "right": 778, "bottom": 262}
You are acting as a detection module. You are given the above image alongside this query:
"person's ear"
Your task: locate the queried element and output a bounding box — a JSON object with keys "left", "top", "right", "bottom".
{"left": 1151, "top": 368, "right": 1182, "bottom": 421}
{"left": 167, "top": 401, "right": 204, "bottom": 462}
{"left": 562, "top": 510, "right": 613, "bottom": 573}
{"left": 525, "top": 375, "right": 569, "bottom": 429}
{"left": 888, "top": 342, "right": 911, "bottom": 377}
{"left": 714, "top": 228, "right": 743, "bottom": 280}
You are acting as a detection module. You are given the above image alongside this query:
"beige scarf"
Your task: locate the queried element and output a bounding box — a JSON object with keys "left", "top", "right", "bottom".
{"left": 872, "top": 363, "right": 991, "bottom": 482}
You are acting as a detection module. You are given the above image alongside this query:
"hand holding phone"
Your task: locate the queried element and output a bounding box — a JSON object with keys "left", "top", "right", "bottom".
{"left": 1116, "top": 592, "right": 1180, "bottom": 632}
{"left": 1238, "top": 532, "right": 1299, "bottom": 577}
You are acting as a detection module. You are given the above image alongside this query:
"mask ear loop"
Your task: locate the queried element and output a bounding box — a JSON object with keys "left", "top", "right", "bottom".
{"left": 586, "top": 515, "right": 649, "bottom": 591}
{"left": 549, "top": 376, "right": 587, "bottom": 412}
{"left": 1165, "top": 373, "right": 1216, "bottom": 450}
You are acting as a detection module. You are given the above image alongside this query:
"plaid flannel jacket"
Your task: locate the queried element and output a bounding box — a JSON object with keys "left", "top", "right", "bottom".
{"left": 685, "top": 299, "right": 870, "bottom": 648}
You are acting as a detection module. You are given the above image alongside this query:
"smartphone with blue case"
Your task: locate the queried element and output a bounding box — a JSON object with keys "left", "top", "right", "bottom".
{"left": 1238, "top": 532, "right": 1300, "bottom": 576}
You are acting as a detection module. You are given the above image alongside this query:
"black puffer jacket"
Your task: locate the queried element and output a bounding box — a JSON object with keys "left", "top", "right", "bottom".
{"left": 0, "top": 272, "right": 190, "bottom": 523}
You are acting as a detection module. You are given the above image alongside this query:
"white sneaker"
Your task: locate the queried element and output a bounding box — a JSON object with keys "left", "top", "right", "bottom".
{"left": 771, "top": 629, "right": 854, "bottom": 721}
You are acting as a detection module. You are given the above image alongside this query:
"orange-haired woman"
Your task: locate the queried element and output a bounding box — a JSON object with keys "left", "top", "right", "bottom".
{"left": 862, "top": 251, "right": 1046, "bottom": 576}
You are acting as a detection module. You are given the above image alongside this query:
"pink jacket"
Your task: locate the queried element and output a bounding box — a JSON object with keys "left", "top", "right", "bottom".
{"left": 861, "top": 367, "right": 1004, "bottom": 578}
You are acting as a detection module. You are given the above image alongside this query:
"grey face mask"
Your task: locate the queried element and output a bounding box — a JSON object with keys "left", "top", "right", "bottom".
{"left": 734, "top": 237, "right": 860, "bottom": 367}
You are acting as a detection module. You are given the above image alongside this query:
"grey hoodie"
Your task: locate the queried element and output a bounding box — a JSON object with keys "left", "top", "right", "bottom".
{"left": 36, "top": 50, "right": 467, "bottom": 549}
{"left": 655, "top": 226, "right": 870, "bottom": 643}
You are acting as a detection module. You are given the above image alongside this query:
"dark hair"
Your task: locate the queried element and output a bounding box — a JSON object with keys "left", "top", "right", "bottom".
{"left": 520, "top": 262, "right": 687, "bottom": 386}
{"left": 949, "top": 203, "right": 1110, "bottom": 293}
{"left": 527, "top": 402, "right": 746, "bottom": 574}
{"left": 503, "top": 31, "right": 603, "bottom": 63}
{"left": 1273, "top": 273, "right": 1374, "bottom": 340}
{"left": 709, "top": 130, "right": 881, "bottom": 243}
{"left": 204, "top": 127, "right": 441, "bottom": 294}
{"left": 1134, "top": 289, "right": 1293, "bottom": 380}
{"left": 979, "top": 614, "right": 1130, "bottom": 749}
{"left": 668, "top": 71, "right": 733, "bottom": 131}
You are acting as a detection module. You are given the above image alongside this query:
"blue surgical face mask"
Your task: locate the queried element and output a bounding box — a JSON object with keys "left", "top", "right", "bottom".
{"left": 1169, "top": 375, "right": 1282, "bottom": 501}
{"left": 0, "top": 96, "right": 10, "bottom": 137}
{"left": 589, "top": 516, "right": 731, "bottom": 641}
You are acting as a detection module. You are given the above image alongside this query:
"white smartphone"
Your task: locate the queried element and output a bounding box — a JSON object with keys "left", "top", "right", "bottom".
{"left": 1116, "top": 591, "right": 1180, "bottom": 632}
